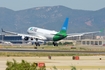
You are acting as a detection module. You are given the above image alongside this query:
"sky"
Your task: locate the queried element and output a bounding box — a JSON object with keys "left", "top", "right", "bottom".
{"left": 0, "top": 0, "right": 105, "bottom": 11}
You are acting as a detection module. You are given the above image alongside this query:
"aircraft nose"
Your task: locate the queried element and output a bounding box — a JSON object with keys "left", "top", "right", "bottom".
{"left": 27, "top": 27, "right": 33, "bottom": 33}
{"left": 27, "top": 29, "right": 30, "bottom": 33}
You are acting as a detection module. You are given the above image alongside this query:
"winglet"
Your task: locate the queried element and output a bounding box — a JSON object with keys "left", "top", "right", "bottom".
{"left": 99, "top": 29, "right": 104, "bottom": 32}
{"left": 1, "top": 28, "right": 17, "bottom": 35}
{"left": 1, "top": 28, "right": 4, "bottom": 32}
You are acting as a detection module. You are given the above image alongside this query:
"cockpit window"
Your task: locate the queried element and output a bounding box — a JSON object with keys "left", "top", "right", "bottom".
{"left": 29, "top": 27, "right": 37, "bottom": 32}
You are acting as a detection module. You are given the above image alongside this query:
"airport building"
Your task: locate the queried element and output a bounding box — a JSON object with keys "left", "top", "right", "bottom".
{"left": 64, "top": 34, "right": 105, "bottom": 46}
{"left": 0, "top": 33, "right": 105, "bottom": 46}
{"left": 80, "top": 39, "right": 103, "bottom": 46}
{"left": 0, "top": 34, "right": 23, "bottom": 44}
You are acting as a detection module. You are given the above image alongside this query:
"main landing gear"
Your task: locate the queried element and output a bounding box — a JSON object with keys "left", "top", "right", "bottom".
{"left": 53, "top": 42, "right": 58, "bottom": 46}
{"left": 34, "top": 38, "right": 40, "bottom": 49}
{"left": 35, "top": 42, "right": 40, "bottom": 46}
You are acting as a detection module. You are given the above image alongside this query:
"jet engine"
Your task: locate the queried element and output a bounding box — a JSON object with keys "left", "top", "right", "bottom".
{"left": 24, "top": 36, "right": 29, "bottom": 41}
{"left": 22, "top": 36, "right": 30, "bottom": 41}
{"left": 22, "top": 36, "right": 34, "bottom": 41}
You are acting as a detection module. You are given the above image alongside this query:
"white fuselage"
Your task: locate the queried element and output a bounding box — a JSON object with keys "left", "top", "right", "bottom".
{"left": 27, "top": 27, "right": 58, "bottom": 41}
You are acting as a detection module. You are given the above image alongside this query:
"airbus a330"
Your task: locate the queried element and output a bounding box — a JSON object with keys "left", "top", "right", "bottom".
{"left": 2, "top": 18, "right": 101, "bottom": 46}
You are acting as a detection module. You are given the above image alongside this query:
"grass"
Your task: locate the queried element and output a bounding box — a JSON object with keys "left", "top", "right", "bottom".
{"left": 0, "top": 44, "right": 105, "bottom": 57}
{"left": 1, "top": 44, "right": 105, "bottom": 51}
{"left": 1, "top": 44, "right": 105, "bottom": 70}
{"left": 0, "top": 52, "right": 95, "bottom": 57}
{"left": 47, "top": 66, "right": 105, "bottom": 69}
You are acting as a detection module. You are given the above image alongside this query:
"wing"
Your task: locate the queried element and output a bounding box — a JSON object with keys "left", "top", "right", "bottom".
{"left": 67, "top": 30, "right": 101, "bottom": 37}
{"left": 1, "top": 28, "right": 18, "bottom": 35}
{"left": 1, "top": 29, "right": 47, "bottom": 40}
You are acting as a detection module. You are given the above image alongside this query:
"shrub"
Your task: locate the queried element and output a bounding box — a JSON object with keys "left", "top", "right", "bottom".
{"left": 6, "top": 59, "right": 46, "bottom": 70}
{"left": 53, "top": 66, "right": 58, "bottom": 70}
{"left": 71, "top": 66, "right": 77, "bottom": 70}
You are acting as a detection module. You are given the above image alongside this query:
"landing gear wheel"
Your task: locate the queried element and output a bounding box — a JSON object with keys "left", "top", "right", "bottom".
{"left": 35, "top": 42, "right": 40, "bottom": 46}
{"left": 53, "top": 42, "right": 58, "bottom": 46}
{"left": 35, "top": 38, "right": 40, "bottom": 46}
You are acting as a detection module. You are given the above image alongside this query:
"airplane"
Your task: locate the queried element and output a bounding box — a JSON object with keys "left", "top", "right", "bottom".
{"left": 1, "top": 18, "right": 102, "bottom": 46}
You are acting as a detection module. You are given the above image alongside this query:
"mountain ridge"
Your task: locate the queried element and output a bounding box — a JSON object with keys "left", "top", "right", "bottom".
{"left": 0, "top": 5, "right": 105, "bottom": 33}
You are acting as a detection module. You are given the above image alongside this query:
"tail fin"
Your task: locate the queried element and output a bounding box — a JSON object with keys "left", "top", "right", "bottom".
{"left": 60, "top": 18, "right": 69, "bottom": 34}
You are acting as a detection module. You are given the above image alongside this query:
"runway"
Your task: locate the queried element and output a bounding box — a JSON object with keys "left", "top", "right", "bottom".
{"left": 0, "top": 48, "right": 105, "bottom": 54}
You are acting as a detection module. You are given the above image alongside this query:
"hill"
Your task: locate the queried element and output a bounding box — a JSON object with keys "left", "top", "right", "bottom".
{"left": 0, "top": 5, "right": 105, "bottom": 33}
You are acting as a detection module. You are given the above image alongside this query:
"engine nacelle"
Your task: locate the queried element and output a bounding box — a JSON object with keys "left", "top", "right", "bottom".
{"left": 22, "top": 36, "right": 29, "bottom": 41}
{"left": 22, "top": 36, "right": 34, "bottom": 41}
{"left": 24, "top": 37, "right": 29, "bottom": 41}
